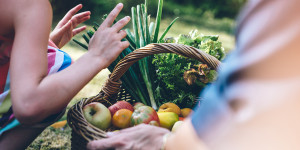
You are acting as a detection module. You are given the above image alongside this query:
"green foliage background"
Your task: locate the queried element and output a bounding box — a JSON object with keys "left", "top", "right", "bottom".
{"left": 50, "top": 0, "right": 247, "bottom": 22}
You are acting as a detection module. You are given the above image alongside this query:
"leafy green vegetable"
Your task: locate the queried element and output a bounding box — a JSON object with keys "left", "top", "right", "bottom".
{"left": 206, "top": 70, "right": 218, "bottom": 83}
{"left": 177, "top": 34, "right": 194, "bottom": 46}
{"left": 153, "top": 53, "right": 204, "bottom": 108}
{"left": 177, "top": 30, "right": 226, "bottom": 61}
{"left": 152, "top": 30, "right": 224, "bottom": 108}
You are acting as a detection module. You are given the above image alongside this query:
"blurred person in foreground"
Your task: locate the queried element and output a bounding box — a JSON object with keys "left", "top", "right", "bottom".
{"left": 0, "top": 1, "right": 130, "bottom": 149}
{"left": 87, "top": 0, "right": 300, "bottom": 150}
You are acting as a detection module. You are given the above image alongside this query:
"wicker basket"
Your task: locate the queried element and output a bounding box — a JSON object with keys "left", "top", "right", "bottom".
{"left": 67, "top": 43, "right": 221, "bottom": 149}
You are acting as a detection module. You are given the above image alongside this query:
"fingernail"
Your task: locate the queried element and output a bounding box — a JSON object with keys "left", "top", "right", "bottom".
{"left": 126, "top": 16, "right": 131, "bottom": 20}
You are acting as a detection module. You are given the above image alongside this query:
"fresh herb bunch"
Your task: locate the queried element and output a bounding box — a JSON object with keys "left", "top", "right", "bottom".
{"left": 152, "top": 30, "right": 223, "bottom": 108}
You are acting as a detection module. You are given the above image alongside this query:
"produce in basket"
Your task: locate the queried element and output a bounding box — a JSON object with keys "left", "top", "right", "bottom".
{"left": 153, "top": 30, "right": 223, "bottom": 108}
{"left": 82, "top": 102, "right": 111, "bottom": 130}
{"left": 130, "top": 106, "right": 160, "bottom": 126}
{"left": 133, "top": 102, "right": 145, "bottom": 110}
{"left": 82, "top": 102, "right": 193, "bottom": 131}
{"left": 82, "top": 101, "right": 191, "bottom": 131}
{"left": 112, "top": 109, "right": 133, "bottom": 129}
{"left": 108, "top": 101, "right": 134, "bottom": 116}
{"left": 157, "top": 102, "right": 181, "bottom": 116}
{"left": 180, "top": 108, "right": 193, "bottom": 118}
{"left": 157, "top": 111, "right": 179, "bottom": 130}
{"left": 171, "top": 120, "right": 184, "bottom": 132}
{"left": 176, "top": 30, "right": 226, "bottom": 61}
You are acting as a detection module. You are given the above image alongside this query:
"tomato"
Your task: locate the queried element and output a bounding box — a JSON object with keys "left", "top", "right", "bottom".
{"left": 130, "top": 106, "right": 160, "bottom": 126}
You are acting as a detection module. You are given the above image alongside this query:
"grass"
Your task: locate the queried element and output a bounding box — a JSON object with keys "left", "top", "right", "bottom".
{"left": 27, "top": 15, "right": 236, "bottom": 149}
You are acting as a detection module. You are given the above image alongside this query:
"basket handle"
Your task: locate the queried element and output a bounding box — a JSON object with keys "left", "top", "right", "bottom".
{"left": 110, "top": 43, "right": 221, "bottom": 82}
{"left": 101, "top": 43, "right": 221, "bottom": 98}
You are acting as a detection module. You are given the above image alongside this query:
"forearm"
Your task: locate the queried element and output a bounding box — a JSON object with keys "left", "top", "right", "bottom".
{"left": 39, "top": 52, "right": 106, "bottom": 107}
{"left": 12, "top": 52, "right": 107, "bottom": 124}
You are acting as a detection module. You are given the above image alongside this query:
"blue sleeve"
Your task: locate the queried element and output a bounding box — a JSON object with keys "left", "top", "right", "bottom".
{"left": 191, "top": 83, "right": 232, "bottom": 138}
{"left": 189, "top": 50, "right": 240, "bottom": 139}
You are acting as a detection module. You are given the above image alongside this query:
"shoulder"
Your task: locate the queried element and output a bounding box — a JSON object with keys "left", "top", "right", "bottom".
{"left": 12, "top": 0, "right": 52, "bottom": 23}
{"left": 1, "top": 0, "right": 52, "bottom": 16}
{"left": 0, "top": 0, "right": 52, "bottom": 36}
{"left": 10, "top": 0, "right": 53, "bottom": 36}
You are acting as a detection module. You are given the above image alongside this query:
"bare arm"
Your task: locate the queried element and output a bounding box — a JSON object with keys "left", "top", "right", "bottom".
{"left": 10, "top": 1, "right": 130, "bottom": 124}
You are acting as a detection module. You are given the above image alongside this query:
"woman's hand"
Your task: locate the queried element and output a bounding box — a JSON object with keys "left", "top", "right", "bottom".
{"left": 87, "top": 124, "right": 170, "bottom": 150}
{"left": 50, "top": 4, "right": 90, "bottom": 48}
{"left": 87, "top": 3, "right": 130, "bottom": 68}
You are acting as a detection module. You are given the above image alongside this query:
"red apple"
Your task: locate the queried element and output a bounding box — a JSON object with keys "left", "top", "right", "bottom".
{"left": 133, "top": 102, "right": 145, "bottom": 110}
{"left": 179, "top": 117, "right": 185, "bottom": 121}
{"left": 130, "top": 106, "right": 160, "bottom": 126}
{"left": 83, "top": 102, "right": 111, "bottom": 130}
{"left": 108, "top": 101, "right": 134, "bottom": 116}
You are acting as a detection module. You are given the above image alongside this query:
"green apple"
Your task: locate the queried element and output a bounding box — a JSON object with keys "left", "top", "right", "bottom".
{"left": 83, "top": 102, "right": 111, "bottom": 130}
{"left": 157, "top": 112, "right": 179, "bottom": 130}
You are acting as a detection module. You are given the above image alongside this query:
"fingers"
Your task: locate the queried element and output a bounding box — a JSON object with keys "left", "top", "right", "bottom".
{"left": 111, "top": 124, "right": 147, "bottom": 135}
{"left": 72, "top": 26, "right": 86, "bottom": 36}
{"left": 101, "top": 3, "right": 124, "bottom": 28}
{"left": 62, "top": 4, "right": 83, "bottom": 23}
{"left": 112, "top": 16, "right": 131, "bottom": 32}
{"left": 87, "top": 139, "right": 124, "bottom": 150}
{"left": 71, "top": 11, "right": 91, "bottom": 27}
{"left": 57, "top": 4, "right": 90, "bottom": 28}
{"left": 59, "top": 20, "right": 73, "bottom": 34}
{"left": 120, "top": 41, "right": 130, "bottom": 50}
{"left": 118, "top": 30, "right": 127, "bottom": 39}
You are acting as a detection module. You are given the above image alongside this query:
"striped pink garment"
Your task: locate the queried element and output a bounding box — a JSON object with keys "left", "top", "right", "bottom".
{"left": 0, "top": 39, "right": 72, "bottom": 135}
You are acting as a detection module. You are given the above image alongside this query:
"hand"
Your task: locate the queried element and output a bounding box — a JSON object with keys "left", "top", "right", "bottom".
{"left": 87, "top": 124, "right": 170, "bottom": 150}
{"left": 50, "top": 4, "right": 90, "bottom": 48}
{"left": 87, "top": 3, "right": 130, "bottom": 68}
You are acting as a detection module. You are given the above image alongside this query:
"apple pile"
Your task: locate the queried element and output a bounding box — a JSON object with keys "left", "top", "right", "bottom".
{"left": 157, "top": 102, "right": 193, "bottom": 131}
{"left": 82, "top": 101, "right": 193, "bottom": 131}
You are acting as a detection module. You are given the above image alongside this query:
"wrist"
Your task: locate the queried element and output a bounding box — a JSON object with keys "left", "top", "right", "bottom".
{"left": 83, "top": 51, "right": 108, "bottom": 70}
{"left": 161, "top": 132, "right": 172, "bottom": 150}
{"left": 48, "top": 39, "right": 59, "bottom": 49}
{"left": 85, "top": 49, "right": 113, "bottom": 69}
